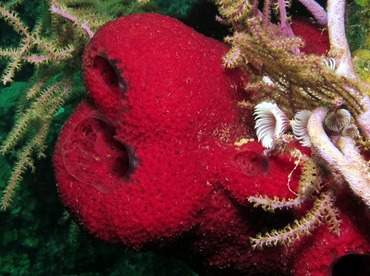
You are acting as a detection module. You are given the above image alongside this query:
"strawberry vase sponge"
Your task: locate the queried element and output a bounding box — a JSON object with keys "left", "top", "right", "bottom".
{"left": 53, "top": 13, "right": 370, "bottom": 275}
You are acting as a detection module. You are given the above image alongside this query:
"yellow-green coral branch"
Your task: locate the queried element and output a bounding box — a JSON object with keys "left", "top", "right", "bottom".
{"left": 0, "top": 82, "right": 63, "bottom": 154}
{"left": 248, "top": 195, "right": 303, "bottom": 212}
{"left": 1, "top": 138, "right": 37, "bottom": 209}
{"left": 0, "top": 5, "right": 29, "bottom": 36}
{"left": 0, "top": 3, "right": 75, "bottom": 84}
{"left": 1, "top": 80, "right": 71, "bottom": 209}
{"left": 250, "top": 191, "right": 340, "bottom": 249}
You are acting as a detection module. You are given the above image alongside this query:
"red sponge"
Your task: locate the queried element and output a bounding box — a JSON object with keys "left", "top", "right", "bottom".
{"left": 53, "top": 13, "right": 369, "bottom": 275}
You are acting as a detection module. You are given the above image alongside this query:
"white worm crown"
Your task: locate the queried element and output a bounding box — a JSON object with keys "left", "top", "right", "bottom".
{"left": 254, "top": 102, "right": 290, "bottom": 148}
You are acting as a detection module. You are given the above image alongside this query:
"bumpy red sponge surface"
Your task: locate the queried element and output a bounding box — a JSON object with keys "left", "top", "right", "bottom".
{"left": 53, "top": 13, "right": 370, "bottom": 275}
{"left": 54, "top": 13, "right": 248, "bottom": 248}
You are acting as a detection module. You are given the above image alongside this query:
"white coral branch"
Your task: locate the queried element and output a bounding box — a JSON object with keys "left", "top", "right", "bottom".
{"left": 327, "top": 0, "right": 355, "bottom": 78}
{"left": 298, "top": 0, "right": 327, "bottom": 25}
{"left": 327, "top": 0, "right": 370, "bottom": 139}
{"left": 307, "top": 107, "right": 370, "bottom": 208}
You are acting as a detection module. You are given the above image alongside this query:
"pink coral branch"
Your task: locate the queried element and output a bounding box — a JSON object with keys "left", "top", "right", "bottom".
{"left": 50, "top": 3, "right": 94, "bottom": 39}
{"left": 262, "top": 0, "right": 271, "bottom": 30}
{"left": 277, "top": 0, "right": 295, "bottom": 37}
{"left": 298, "top": 0, "right": 327, "bottom": 25}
